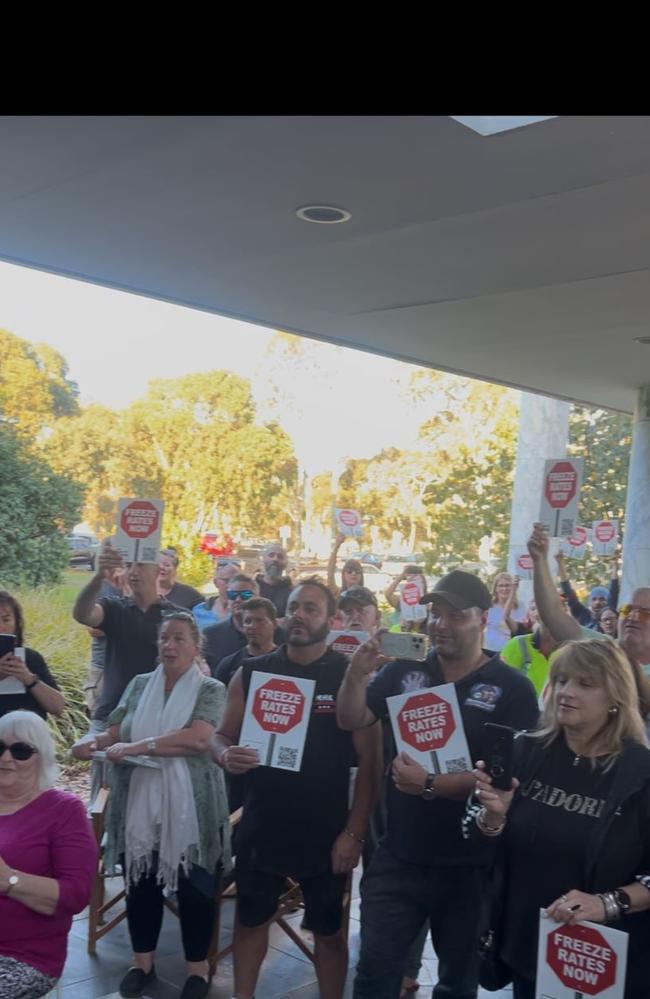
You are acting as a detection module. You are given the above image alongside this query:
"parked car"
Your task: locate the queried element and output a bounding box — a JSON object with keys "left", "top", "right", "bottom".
{"left": 383, "top": 553, "right": 426, "bottom": 577}
{"left": 66, "top": 534, "right": 99, "bottom": 571}
{"left": 356, "top": 551, "right": 383, "bottom": 568}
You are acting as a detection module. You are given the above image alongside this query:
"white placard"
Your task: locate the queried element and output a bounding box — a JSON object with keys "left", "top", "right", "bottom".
{"left": 560, "top": 525, "right": 589, "bottom": 559}
{"left": 114, "top": 497, "right": 165, "bottom": 563}
{"left": 334, "top": 508, "right": 363, "bottom": 537}
{"left": 387, "top": 682, "right": 472, "bottom": 774}
{"left": 509, "top": 547, "right": 534, "bottom": 581}
{"left": 240, "top": 671, "right": 316, "bottom": 771}
{"left": 400, "top": 579, "right": 428, "bottom": 621}
{"left": 535, "top": 912, "right": 627, "bottom": 999}
{"left": 327, "top": 630, "right": 370, "bottom": 659}
{"left": 592, "top": 520, "right": 619, "bottom": 557}
{"left": 539, "top": 458, "right": 584, "bottom": 538}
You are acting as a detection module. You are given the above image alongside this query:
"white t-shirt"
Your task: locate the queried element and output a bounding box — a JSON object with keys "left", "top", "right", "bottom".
{"left": 484, "top": 604, "right": 526, "bottom": 652}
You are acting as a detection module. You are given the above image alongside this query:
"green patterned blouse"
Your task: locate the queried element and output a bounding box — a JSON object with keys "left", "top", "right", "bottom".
{"left": 103, "top": 672, "right": 231, "bottom": 876}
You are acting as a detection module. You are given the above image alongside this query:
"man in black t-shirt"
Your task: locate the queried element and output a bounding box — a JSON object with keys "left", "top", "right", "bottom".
{"left": 255, "top": 543, "right": 292, "bottom": 619}
{"left": 203, "top": 574, "right": 258, "bottom": 672}
{"left": 214, "top": 579, "right": 382, "bottom": 999}
{"left": 337, "top": 570, "right": 539, "bottom": 999}
{"left": 215, "top": 596, "right": 277, "bottom": 686}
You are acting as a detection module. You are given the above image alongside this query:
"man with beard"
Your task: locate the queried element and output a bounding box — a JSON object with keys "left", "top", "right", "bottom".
{"left": 256, "top": 543, "right": 293, "bottom": 618}
{"left": 213, "top": 579, "right": 382, "bottom": 999}
{"left": 337, "top": 570, "right": 539, "bottom": 999}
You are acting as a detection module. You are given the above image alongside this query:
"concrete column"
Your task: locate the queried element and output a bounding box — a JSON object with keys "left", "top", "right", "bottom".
{"left": 508, "top": 392, "right": 570, "bottom": 601}
{"left": 621, "top": 386, "right": 650, "bottom": 604}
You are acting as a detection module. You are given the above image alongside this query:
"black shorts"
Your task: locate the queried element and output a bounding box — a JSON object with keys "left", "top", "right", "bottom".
{"left": 235, "top": 857, "right": 347, "bottom": 936}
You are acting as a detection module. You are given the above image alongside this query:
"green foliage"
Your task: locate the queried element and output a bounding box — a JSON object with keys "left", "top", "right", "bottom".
{"left": 13, "top": 580, "right": 91, "bottom": 757}
{"left": 0, "top": 425, "right": 83, "bottom": 587}
{"left": 0, "top": 328, "right": 78, "bottom": 438}
{"left": 567, "top": 406, "right": 632, "bottom": 590}
{"left": 45, "top": 371, "right": 299, "bottom": 557}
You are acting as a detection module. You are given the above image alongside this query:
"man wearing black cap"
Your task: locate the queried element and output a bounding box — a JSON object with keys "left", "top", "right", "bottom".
{"left": 337, "top": 570, "right": 539, "bottom": 999}
{"left": 338, "top": 586, "right": 381, "bottom": 636}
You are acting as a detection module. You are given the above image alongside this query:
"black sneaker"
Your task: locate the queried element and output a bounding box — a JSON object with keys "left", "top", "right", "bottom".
{"left": 119, "top": 965, "right": 157, "bottom": 997}
{"left": 180, "top": 975, "right": 210, "bottom": 999}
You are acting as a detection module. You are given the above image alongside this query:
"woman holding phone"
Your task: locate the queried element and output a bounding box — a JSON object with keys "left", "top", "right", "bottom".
{"left": 469, "top": 638, "right": 650, "bottom": 999}
{"left": 0, "top": 592, "right": 64, "bottom": 720}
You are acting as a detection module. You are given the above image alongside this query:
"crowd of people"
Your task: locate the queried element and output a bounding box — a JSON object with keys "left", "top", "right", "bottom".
{"left": 1, "top": 529, "right": 650, "bottom": 998}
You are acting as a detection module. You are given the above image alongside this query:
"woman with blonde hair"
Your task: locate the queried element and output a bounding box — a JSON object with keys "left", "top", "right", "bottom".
{"left": 484, "top": 573, "right": 526, "bottom": 652}
{"left": 470, "top": 638, "right": 650, "bottom": 999}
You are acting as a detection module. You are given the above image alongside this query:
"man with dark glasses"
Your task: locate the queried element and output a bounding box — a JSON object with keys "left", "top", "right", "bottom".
{"left": 203, "top": 574, "right": 259, "bottom": 675}
{"left": 192, "top": 558, "right": 242, "bottom": 632}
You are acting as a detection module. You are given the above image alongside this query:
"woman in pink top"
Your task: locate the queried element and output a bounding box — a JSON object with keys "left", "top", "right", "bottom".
{"left": 0, "top": 710, "right": 97, "bottom": 998}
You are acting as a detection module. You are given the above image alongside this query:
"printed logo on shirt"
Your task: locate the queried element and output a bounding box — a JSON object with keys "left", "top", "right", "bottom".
{"left": 400, "top": 671, "right": 430, "bottom": 693}
{"left": 465, "top": 683, "right": 502, "bottom": 711}
{"left": 520, "top": 779, "right": 607, "bottom": 818}
{"left": 313, "top": 693, "right": 337, "bottom": 714}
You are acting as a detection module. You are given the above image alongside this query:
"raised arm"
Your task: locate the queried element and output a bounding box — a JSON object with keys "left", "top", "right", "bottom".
{"left": 528, "top": 525, "right": 581, "bottom": 643}
{"left": 327, "top": 533, "right": 345, "bottom": 593}
{"left": 73, "top": 543, "right": 123, "bottom": 626}
{"left": 336, "top": 638, "right": 385, "bottom": 730}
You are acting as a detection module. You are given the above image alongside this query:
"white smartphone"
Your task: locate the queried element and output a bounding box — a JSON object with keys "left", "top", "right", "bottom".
{"left": 380, "top": 632, "right": 428, "bottom": 661}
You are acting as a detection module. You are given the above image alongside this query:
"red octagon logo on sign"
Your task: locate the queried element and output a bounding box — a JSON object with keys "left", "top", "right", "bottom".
{"left": 330, "top": 633, "right": 364, "bottom": 659}
{"left": 516, "top": 553, "right": 534, "bottom": 572}
{"left": 401, "top": 582, "right": 422, "bottom": 607}
{"left": 595, "top": 521, "right": 616, "bottom": 544}
{"left": 545, "top": 461, "right": 579, "bottom": 510}
{"left": 252, "top": 678, "right": 305, "bottom": 734}
{"left": 397, "top": 691, "right": 455, "bottom": 751}
{"left": 338, "top": 509, "right": 360, "bottom": 528}
{"left": 120, "top": 501, "right": 160, "bottom": 539}
{"left": 568, "top": 526, "right": 589, "bottom": 548}
{"left": 546, "top": 924, "right": 616, "bottom": 995}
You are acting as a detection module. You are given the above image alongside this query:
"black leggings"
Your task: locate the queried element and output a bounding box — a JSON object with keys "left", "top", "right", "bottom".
{"left": 125, "top": 860, "right": 217, "bottom": 962}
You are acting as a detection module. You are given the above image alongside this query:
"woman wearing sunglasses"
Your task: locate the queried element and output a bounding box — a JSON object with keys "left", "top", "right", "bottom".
{"left": 327, "top": 533, "right": 365, "bottom": 598}
{"left": 0, "top": 710, "right": 97, "bottom": 998}
{"left": 72, "top": 611, "right": 231, "bottom": 999}
{"left": 0, "top": 591, "right": 65, "bottom": 720}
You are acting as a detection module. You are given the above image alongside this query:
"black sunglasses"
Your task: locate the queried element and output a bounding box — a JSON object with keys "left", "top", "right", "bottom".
{"left": 0, "top": 741, "right": 38, "bottom": 761}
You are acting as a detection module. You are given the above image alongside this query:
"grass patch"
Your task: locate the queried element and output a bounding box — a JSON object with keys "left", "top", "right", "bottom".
{"left": 14, "top": 573, "right": 92, "bottom": 758}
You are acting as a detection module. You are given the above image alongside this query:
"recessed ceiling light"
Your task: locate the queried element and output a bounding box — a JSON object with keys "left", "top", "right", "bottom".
{"left": 295, "top": 205, "right": 351, "bottom": 224}
{"left": 634, "top": 336, "right": 650, "bottom": 345}
{"left": 450, "top": 116, "right": 557, "bottom": 136}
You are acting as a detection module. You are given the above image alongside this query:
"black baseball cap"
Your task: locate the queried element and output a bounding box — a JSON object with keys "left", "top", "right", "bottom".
{"left": 419, "top": 570, "right": 491, "bottom": 611}
{"left": 338, "top": 586, "right": 378, "bottom": 609}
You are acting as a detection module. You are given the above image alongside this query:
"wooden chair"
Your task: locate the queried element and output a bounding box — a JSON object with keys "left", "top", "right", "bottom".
{"left": 87, "top": 787, "right": 127, "bottom": 953}
{"left": 87, "top": 789, "right": 353, "bottom": 974}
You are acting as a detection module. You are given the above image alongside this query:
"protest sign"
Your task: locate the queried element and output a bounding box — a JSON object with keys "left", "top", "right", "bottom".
{"left": 240, "top": 671, "right": 315, "bottom": 771}
{"left": 334, "top": 508, "right": 363, "bottom": 537}
{"left": 539, "top": 459, "right": 584, "bottom": 537}
{"left": 114, "top": 498, "right": 164, "bottom": 563}
{"left": 592, "top": 520, "right": 618, "bottom": 557}
{"left": 535, "top": 912, "right": 627, "bottom": 999}
{"left": 387, "top": 682, "right": 471, "bottom": 775}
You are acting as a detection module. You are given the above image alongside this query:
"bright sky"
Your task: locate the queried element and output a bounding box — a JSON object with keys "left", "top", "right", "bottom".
{"left": 0, "top": 260, "right": 432, "bottom": 475}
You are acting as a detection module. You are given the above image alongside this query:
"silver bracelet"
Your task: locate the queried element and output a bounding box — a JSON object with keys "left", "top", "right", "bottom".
{"left": 597, "top": 891, "right": 621, "bottom": 922}
{"left": 476, "top": 807, "right": 505, "bottom": 836}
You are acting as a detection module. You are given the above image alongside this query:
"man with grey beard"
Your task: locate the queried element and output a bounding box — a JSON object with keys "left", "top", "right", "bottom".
{"left": 256, "top": 543, "right": 293, "bottom": 619}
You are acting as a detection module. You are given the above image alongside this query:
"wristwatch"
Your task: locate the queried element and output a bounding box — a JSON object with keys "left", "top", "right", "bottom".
{"left": 421, "top": 773, "right": 437, "bottom": 800}
{"left": 4, "top": 873, "right": 19, "bottom": 894}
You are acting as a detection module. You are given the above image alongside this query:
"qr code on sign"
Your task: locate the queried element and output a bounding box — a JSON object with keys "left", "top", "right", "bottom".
{"left": 560, "top": 519, "right": 574, "bottom": 536}
{"left": 277, "top": 746, "right": 299, "bottom": 770}
{"left": 445, "top": 757, "right": 470, "bottom": 774}
{"left": 141, "top": 546, "right": 157, "bottom": 562}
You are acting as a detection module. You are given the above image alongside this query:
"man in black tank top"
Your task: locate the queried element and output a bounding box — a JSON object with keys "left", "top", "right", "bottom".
{"left": 214, "top": 579, "right": 382, "bottom": 999}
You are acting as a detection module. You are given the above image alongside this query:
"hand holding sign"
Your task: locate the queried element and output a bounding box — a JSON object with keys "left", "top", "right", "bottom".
{"left": 545, "top": 890, "right": 610, "bottom": 927}
{"left": 240, "top": 672, "right": 315, "bottom": 771}
{"left": 536, "top": 914, "right": 626, "bottom": 999}
{"left": 220, "top": 745, "right": 260, "bottom": 774}
{"left": 334, "top": 508, "right": 363, "bottom": 538}
{"left": 392, "top": 751, "right": 428, "bottom": 795}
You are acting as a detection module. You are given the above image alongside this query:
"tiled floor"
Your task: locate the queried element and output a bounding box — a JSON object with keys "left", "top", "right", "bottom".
{"left": 60, "top": 874, "right": 512, "bottom": 998}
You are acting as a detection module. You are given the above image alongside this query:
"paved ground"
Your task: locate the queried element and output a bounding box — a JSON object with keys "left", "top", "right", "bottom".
{"left": 59, "top": 872, "right": 513, "bottom": 998}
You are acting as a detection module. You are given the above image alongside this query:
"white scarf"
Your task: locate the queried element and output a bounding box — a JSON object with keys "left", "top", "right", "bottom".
{"left": 125, "top": 663, "right": 203, "bottom": 892}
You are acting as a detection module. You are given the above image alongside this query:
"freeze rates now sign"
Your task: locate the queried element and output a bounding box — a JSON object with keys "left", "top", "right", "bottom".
{"left": 240, "top": 671, "right": 315, "bottom": 771}
{"left": 387, "top": 682, "right": 471, "bottom": 775}
{"left": 535, "top": 913, "right": 627, "bottom": 999}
